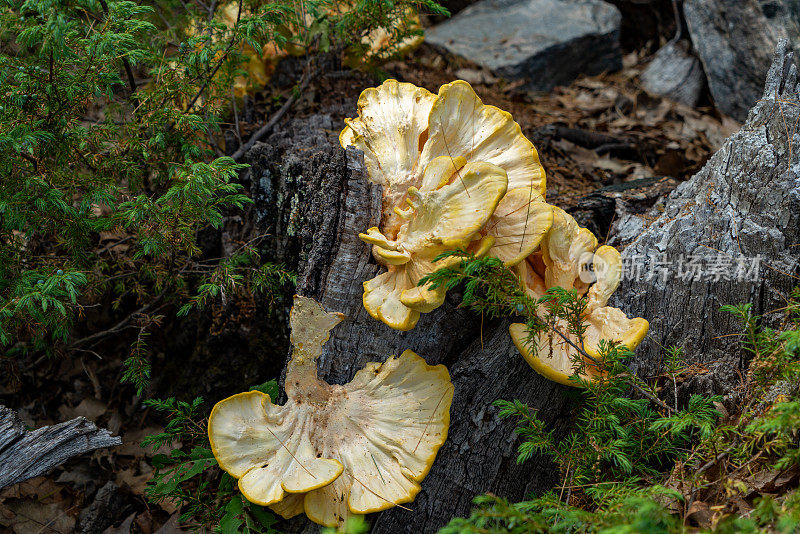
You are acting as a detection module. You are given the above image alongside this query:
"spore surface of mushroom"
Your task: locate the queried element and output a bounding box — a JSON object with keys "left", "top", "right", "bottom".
{"left": 208, "top": 296, "right": 454, "bottom": 527}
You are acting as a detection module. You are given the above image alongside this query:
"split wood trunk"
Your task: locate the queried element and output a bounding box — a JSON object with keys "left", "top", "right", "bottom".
{"left": 251, "top": 118, "right": 572, "bottom": 534}
{"left": 250, "top": 42, "right": 800, "bottom": 533}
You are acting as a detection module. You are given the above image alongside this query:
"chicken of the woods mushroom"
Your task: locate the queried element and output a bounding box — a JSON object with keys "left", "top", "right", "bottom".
{"left": 341, "top": 79, "right": 552, "bottom": 330}
{"left": 207, "top": 296, "right": 454, "bottom": 527}
{"left": 196, "top": 3, "right": 425, "bottom": 98}
{"left": 510, "top": 208, "right": 649, "bottom": 386}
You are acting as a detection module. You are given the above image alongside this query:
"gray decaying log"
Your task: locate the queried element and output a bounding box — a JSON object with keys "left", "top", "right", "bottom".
{"left": 250, "top": 119, "right": 575, "bottom": 533}
{"left": 611, "top": 41, "right": 800, "bottom": 397}
{"left": 0, "top": 406, "right": 121, "bottom": 489}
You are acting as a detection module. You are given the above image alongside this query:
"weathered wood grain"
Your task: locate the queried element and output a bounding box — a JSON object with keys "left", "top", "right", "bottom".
{"left": 0, "top": 406, "right": 121, "bottom": 489}
{"left": 611, "top": 41, "right": 800, "bottom": 399}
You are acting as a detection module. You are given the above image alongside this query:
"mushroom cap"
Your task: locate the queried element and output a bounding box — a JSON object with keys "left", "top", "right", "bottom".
{"left": 585, "top": 245, "right": 622, "bottom": 312}
{"left": 541, "top": 207, "right": 598, "bottom": 293}
{"left": 360, "top": 160, "right": 508, "bottom": 330}
{"left": 509, "top": 322, "right": 597, "bottom": 386}
{"left": 340, "top": 79, "right": 546, "bottom": 240}
{"left": 482, "top": 188, "right": 553, "bottom": 266}
{"left": 513, "top": 253, "right": 547, "bottom": 300}
{"left": 363, "top": 270, "right": 421, "bottom": 331}
{"left": 300, "top": 350, "right": 453, "bottom": 524}
{"left": 511, "top": 213, "right": 649, "bottom": 386}
{"left": 420, "top": 80, "right": 546, "bottom": 196}
{"left": 509, "top": 308, "right": 649, "bottom": 387}
{"left": 208, "top": 392, "right": 345, "bottom": 503}
{"left": 340, "top": 79, "right": 437, "bottom": 236}
{"left": 582, "top": 307, "right": 650, "bottom": 359}
{"left": 208, "top": 297, "right": 454, "bottom": 527}
{"left": 400, "top": 161, "right": 508, "bottom": 253}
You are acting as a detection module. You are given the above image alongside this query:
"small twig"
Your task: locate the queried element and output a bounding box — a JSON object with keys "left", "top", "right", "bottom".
{"left": 207, "top": 0, "right": 220, "bottom": 23}
{"left": 559, "top": 460, "right": 572, "bottom": 501}
{"left": 96, "top": 235, "right": 134, "bottom": 255}
{"left": 694, "top": 449, "right": 731, "bottom": 477}
{"left": 564, "top": 468, "right": 575, "bottom": 506}
{"left": 231, "top": 86, "right": 242, "bottom": 145}
{"left": 541, "top": 319, "right": 677, "bottom": 414}
{"left": 671, "top": 369, "right": 679, "bottom": 412}
{"left": 69, "top": 285, "right": 170, "bottom": 348}
{"left": 620, "top": 373, "right": 677, "bottom": 414}
{"left": 668, "top": 0, "right": 682, "bottom": 45}
{"left": 98, "top": 0, "right": 137, "bottom": 94}
{"left": 180, "top": 0, "right": 243, "bottom": 115}
{"left": 231, "top": 65, "right": 315, "bottom": 161}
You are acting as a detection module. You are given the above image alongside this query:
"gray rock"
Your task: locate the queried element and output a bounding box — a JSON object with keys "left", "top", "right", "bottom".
{"left": 640, "top": 40, "right": 706, "bottom": 107}
{"left": 684, "top": 0, "right": 800, "bottom": 120}
{"left": 611, "top": 41, "right": 800, "bottom": 397}
{"left": 425, "top": 0, "right": 623, "bottom": 91}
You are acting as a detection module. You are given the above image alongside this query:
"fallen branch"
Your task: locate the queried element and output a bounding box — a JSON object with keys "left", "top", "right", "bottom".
{"left": 0, "top": 406, "right": 121, "bottom": 489}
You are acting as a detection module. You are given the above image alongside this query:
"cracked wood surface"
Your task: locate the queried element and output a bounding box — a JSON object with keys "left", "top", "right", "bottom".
{"left": 611, "top": 41, "right": 800, "bottom": 397}
{"left": 0, "top": 405, "right": 121, "bottom": 489}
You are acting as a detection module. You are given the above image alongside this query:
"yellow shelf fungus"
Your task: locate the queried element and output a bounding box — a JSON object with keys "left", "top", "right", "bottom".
{"left": 361, "top": 157, "right": 508, "bottom": 330}
{"left": 510, "top": 209, "right": 649, "bottom": 387}
{"left": 340, "top": 78, "right": 648, "bottom": 388}
{"left": 342, "top": 79, "right": 552, "bottom": 330}
{"left": 208, "top": 296, "right": 453, "bottom": 527}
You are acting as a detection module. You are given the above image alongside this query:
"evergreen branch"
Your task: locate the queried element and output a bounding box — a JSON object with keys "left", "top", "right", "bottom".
{"left": 423, "top": 250, "right": 676, "bottom": 413}
{"left": 98, "top": 0, "right": 138, "bottom": 95}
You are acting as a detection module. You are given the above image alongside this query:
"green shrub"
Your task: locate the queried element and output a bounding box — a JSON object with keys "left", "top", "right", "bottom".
{"left": 0, "top": 1, "right": 446, "bottom": 530}
{"left": 0, "top": 0, "right": 443, "bottom": 385}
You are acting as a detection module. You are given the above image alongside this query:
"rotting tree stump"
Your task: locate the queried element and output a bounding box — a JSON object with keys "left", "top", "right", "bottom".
{"left": 250, "top": 119, "right": 572, "bottom": 534}
{"left": 249, "top": 42, "right": 800, "bottom": 532}
{"left": 611, "top": 41, "right": 800, "bottom": 400}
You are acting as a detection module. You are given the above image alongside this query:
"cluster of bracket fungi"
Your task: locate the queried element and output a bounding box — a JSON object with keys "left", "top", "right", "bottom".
{"left": 341, "top": 79, "right": 649, "bottom": 384}
{"left": 207, "top": 79, "right": 649, "bottom": 529}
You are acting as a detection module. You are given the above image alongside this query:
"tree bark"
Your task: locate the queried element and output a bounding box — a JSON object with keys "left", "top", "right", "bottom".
{"left": 611, "top": 40, "right": 800, "bottom": 399}
{"left": 0, "top": 406, "right": 121, "bottom": 489}
{"left": 250, "top": 120, "right": 573, "bottom": 534}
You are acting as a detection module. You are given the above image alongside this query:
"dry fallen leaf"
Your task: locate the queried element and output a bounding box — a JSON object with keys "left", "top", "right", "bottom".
{"left": 0, "top": 499, "right": 76, "bottom": 534}
{"left": 102, "top": 512, "right": 136, "bottom": 534}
